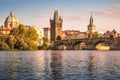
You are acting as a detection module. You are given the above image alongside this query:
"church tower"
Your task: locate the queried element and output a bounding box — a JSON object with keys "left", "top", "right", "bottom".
{"left": 50, "top": 10, "right": 63, "bottom": 42}
{"left": 87, "top": 14, "right": 96, "bottom": 38}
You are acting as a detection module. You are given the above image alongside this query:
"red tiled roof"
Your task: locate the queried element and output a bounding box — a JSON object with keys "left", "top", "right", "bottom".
{"left": 44, "top": 27, "right": 50, "bottom": 30}
{"left": 0, "top": 28, "right": 10, "bottom": 31}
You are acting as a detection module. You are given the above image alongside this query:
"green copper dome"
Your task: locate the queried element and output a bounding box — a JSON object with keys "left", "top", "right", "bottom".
{"left": 5, "top": 11, "right": 19, "bottom": 23}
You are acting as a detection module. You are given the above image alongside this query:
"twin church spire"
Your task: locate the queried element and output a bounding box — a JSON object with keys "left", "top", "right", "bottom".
{"left": 50, "top": 10, "right": 96, "bottom": 41}
{"left": 53, "top": 10, "right": 94, "bottom": 26}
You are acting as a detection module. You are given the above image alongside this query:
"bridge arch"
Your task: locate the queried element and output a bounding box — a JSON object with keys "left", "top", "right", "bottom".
{"left": 57, "top": 35, "right": 61, "bottom": 40}
{"left": 73, "top": 41, "right": 86, "bottom": 50}
{"left": 56, "top": 42, "right": 67, "bottom": 50}
{"left": 94, "top": 41, "right": 110, "bottom": 50}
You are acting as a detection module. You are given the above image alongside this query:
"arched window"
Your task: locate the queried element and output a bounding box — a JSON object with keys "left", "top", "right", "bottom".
{"left": 57, "top": 36, "right": 61, "bottom": 40}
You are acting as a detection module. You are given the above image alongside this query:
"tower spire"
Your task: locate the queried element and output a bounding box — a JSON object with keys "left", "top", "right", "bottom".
{"left": 90, "top": 13, "right": 93, "bottom": 25}
{"left": 87, "top": 13, "right": 96, "bottom": 38}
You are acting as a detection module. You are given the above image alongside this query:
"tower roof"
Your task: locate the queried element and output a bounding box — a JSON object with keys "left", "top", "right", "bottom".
{"left": 54, "top": 10, "right": 59, "bottom": 20}
{"left": 90, "top": 13, "right": 93, "bottom": 25}
{"left": 5, "top": 11, "right": 19, "bottom": 23}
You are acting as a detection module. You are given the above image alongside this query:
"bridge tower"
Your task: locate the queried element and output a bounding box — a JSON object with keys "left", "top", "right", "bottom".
{"left": 87, "top": 14, "right": 96, "bottom": 38}
{"left": 50, "top": 10, "right": 63, "bottom": 42}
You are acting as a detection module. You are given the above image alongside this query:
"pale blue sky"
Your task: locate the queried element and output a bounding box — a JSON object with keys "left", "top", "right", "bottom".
{"left": 0, "top": 0, "right": 120, "bottom": 32}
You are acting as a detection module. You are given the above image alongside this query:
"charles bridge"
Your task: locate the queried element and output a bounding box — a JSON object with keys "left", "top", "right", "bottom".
{"left": 54, "top": 37, "right": 120, "bottom": 50}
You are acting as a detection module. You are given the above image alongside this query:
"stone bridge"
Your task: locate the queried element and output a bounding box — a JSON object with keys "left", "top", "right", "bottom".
{"left": 54, "top": 37, "right": 120, "bottom": 50}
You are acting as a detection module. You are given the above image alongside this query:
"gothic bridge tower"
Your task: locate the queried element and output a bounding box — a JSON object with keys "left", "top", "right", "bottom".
{"left": 50, "top": 10, "right": 63, "bottom": 42}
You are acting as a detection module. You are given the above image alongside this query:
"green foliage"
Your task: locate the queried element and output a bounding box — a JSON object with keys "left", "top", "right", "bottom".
{"left": 38, "top": 46, "right": 43, "bottom": 50}
{"left": 0, "top": 42, "right": 10, "bottom": 50}
{"left": 0, "top": 35, "right": 9, "bottom": 42}
{"left": 6, "top": 35, "right": 16, "bottom": 50}
{"left": 93, "top": 32, "right": 101, "bottom": 38}
{"left": 40, "top": 37, "right": 49, "bottom": 50}
{"left": 26, "top": 40, "right": 38, "bottom": 50}
{"left": 10, "top": 24, "right": 27, "bottom": 38}
{"left": 0, "top": 24, "right": 39, "bottom": 50}
{"left": 25, "top": 27, "right": 38, "bottom": 41}
{"left": 14, "top": 38, "right": 29, "bottom": 50}
{"left": 42, "top": 36, "right": 49, "bottom": 42}
{"left": 10, "top": 24, "right": 39, "bottom": 50}
{"left": 11, "top": 24, "right": 38, "bottom": 41}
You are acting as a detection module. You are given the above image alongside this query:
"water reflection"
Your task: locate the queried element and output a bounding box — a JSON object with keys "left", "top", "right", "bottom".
{"left": 88, "top": 53, "right": 96, "bottom": 80}
{"left": 2, "top": 51, "right": 36, "bottom": 80}
{"left": 0, "top": 51, "right": 120, "bottom": 80}
{"left": 3, "top": 52, "right": 18, "bottom": 79}
{"left": 50, "top": 51, "right": 63, "bottom": 80}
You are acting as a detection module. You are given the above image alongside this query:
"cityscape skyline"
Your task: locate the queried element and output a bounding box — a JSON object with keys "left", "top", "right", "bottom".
{"left": 0, "top": 0, "right": 120, "bottom": 32}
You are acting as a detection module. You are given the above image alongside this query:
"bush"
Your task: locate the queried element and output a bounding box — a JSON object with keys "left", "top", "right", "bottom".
{"left": 26, "top": 40, "right": 38, "bottom": 50}
{"left": 0, "top": 42, "right": 10, "bottom": 50}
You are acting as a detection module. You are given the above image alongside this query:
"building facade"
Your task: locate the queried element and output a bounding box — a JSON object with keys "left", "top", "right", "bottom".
{"left": 4, "top": 11, "right": 19, "bottom": 29}
{"left": 33, "top": 26, "right": 44, "bottom": 46}
{"left": 43, "top": 27, "right": 50, "bottom": 41}
{"left": 50, "top": 10, "right": 63, "bottom": 42}
{"left": 0, "top": 27, "right": 10, "bottom": 35}
{"left": 103, "top": 29, "right": 119, "bottom": 38}
{"left": 62, "top": 30, "right": 80, "bottom": 40}
{"left": 62, "top": 30, "right": 88, "bottom": 40}
{"left": 0, "top": 11, "right": 19, "bottom": 35}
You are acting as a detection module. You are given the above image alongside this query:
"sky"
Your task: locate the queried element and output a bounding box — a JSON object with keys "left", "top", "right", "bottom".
{"left": 0, "top": 0, "right": 120, "bottom": 32}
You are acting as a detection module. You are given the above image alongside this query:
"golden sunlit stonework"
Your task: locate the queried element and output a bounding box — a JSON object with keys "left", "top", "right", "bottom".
{"left": 0, "top": 10, "right": 120, "bottom": 50}
{"left": 87, "top": 14, "right": 96, "bottom": 38}
{"left": 0, "top": 11, "right": 19, "bottom": 35}
{"left": 50, "top": 10, "right": 63, "bottom": 42}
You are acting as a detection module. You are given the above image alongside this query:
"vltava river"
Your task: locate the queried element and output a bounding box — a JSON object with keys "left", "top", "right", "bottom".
{"left": 0, "top": 50, "right": 120, "bottom": 80}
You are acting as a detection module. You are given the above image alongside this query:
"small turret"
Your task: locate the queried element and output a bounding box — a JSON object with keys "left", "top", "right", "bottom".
{"left": 10, "top": 11, "right": 14, "bottom": 16}
{"left": 59, "top": 16, "right": 62, "bottom": 20}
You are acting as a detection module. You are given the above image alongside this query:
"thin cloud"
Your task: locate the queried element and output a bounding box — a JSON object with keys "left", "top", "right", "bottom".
{"left": 94, "top": 4, "right": 120, "bottom": 19}
{"left": 64, "top": 16, "right": 82, "bottom": 21}
{"left": 112, "top": 4, "right": 120, "bottom": 10}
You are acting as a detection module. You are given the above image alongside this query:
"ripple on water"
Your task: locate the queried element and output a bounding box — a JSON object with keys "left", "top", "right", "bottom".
{"left": 0, "top": 50, "right": 120, "bottom": 80}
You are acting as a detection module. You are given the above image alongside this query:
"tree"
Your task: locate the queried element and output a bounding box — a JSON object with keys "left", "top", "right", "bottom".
{"left": 26, "top": 40, "right": 38, "bottom": 50}
{"left": 0, "top": 42, "right": 10, "bottom": 50}
{"left": 5, "top": 35, "right": 16, "bottom": 50}
{"left": 14, "top": 38, "right": 29, "bottom": 50}
{"left": 10, "top": 24, "right": 27, "bottom": 38}
{"left": 41, "top": 37, "right": 49, "bottom": 50}
{"left": 93, "top": 32, "right": 101, "bottom": 38}
{"left": 10, "top": 27, "right": 19, "bottom": 37}
{"left": 10, "top": 24, "right": 39, "bottom": 50}
{"left": 25, "top": 27, "right": 38, "bottom": 41}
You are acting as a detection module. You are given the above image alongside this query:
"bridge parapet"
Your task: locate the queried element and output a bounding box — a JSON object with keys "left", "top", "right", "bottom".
{"left": 54, "top": 37, "right": 120, "bottom": 50}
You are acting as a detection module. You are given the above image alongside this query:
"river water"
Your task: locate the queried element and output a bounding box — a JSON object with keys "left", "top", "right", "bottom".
{"left": 0, "top": 50, "right": 120, "bottom": 80}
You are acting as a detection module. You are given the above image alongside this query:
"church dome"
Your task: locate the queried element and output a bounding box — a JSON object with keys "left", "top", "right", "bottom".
{"left": 5, "top": 11, "right": 19, "bottom": 23}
